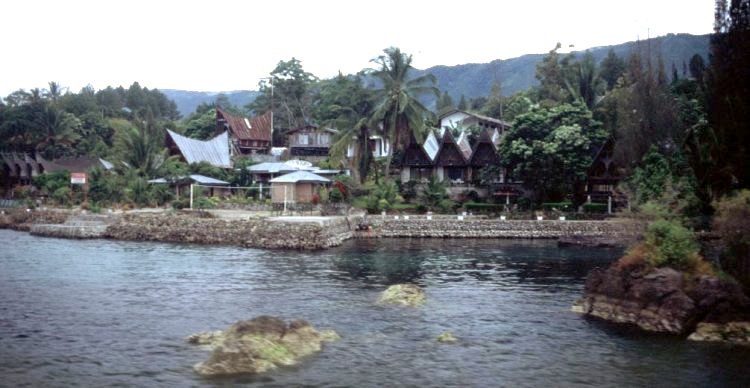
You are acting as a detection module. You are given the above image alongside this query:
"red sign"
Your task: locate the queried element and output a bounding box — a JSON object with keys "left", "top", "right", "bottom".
{"left": 70, "top": 173, "right": 87, "bottom": 185}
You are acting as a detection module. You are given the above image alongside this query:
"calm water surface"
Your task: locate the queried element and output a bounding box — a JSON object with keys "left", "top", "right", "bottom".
{"left": 1, "top": 230, "right": 748, "bottom": 387}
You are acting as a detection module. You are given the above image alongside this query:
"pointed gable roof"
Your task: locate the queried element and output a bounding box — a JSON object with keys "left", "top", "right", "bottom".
{"left": 469, "top": 129, "right": 499, "bottom": 167}
{"left": 456, "top": 131, "right": 472, "bottom": 160}
{"left": 400, "top": 133, "right": 433, "bottom": 167}
{"left": 166, "top": 129, "right": 231, "bottom": 168}
{"left": 434, "top": 130, "right": 468, "bottom": 167}
{"left": 216, "top": 108, "right": 272, "bottom": 142}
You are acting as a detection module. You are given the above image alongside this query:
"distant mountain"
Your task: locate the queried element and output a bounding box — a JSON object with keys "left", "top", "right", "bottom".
{"left": 414, "top": 33, "right": 710, "bottom": 103}
{"left": 160, "top": 89, "right": 260, "bottom": 117}
{"left": 162, "top": 33, "right": 709, "bottom": 118}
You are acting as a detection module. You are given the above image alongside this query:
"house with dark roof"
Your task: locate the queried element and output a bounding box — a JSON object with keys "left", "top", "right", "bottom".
{"left": 216, "top": 109, "right": 272, "bottom": 155}
{"left": 0, "top": 152, "right": 112, "bottom": 194}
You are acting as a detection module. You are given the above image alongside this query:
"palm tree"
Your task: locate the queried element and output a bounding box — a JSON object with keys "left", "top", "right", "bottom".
{"left": 35, "top": 105, "right": 81, "bottom": 159}
{"left": 563, "top": 52, "right": 604, "bottom": 108}
{"left": 328, "top": 108, "right": 372, "bottom": 184}
{"left": 370, "top": 47, "right": 438, "bottom": 176}
{"left": 115, "top": 118, "right": 166, "bottom": 178}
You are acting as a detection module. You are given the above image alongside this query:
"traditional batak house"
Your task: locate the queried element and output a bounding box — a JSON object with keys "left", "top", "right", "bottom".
{"left": 586, "top": 139, "right": 625, "bottom": 211}
{"left": 165, "top": 129, "right": 231, "bottom": 168}
{"left": 434, "top": 130, "right": 470, "bottom": 183}
{"left": 216, "top": 109, "right": 272, "bottom": 155}
{"left": 467, "top": 130, "right": 500, "bottom": 182}
{"left": 0, "top": 152, "right": 112, "bottom": 194}
{"left": 438, "top": 109, "right": 511, "bottom": 136}
{"left": 399, "top": 133, "right": 435, "bottom": 182}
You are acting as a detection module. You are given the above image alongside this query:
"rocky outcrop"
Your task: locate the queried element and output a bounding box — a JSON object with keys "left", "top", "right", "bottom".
{"left": 188, "top": 316, "right": 339, "bottom": 377}
{"left": 378, "top": 284, "right": 426, "bottom": 307}
{"left": 573, "top": 264, "right": 750, "bottom": 344}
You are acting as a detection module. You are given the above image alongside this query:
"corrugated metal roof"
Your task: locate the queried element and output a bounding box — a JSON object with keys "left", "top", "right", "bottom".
{"left": 248, "top": 160, "right": 318, "bottom": 174}
{"left": 99, "top": 158, "right": 114, "bottom": 170}
{"left": 148, "top": 175, "right": 229, "bottom": 185}
{"left": 269, "top": 171, "right": 330, "bottom": 183}
{"left": 491, "top": 128, "right": 502, "bottom": 146}
{"left": 189, "top": 174, "right": 229, "bottom": 185}
{"left": 217, "top": 109, "right": 272, "bottom": 142}
{"left": 167, "top": 129, "right": 231, "bottom": 168}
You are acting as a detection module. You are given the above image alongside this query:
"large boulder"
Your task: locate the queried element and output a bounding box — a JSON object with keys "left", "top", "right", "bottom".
{"left": 378, "top": 284, "right": 426, "bottom": 307}
{"left": 574, "top": 263, "right": 750, "bottom": 344}
{"left": 188, "top": 316, "right": 339, "bottom": 376}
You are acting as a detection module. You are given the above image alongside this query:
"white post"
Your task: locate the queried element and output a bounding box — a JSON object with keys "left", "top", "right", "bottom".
{"left": 608, "top": 195, "right": 612, "bottom": 214}
{"left": 283, "top": 185, "right": 287, "bottom": 215}
{"left": 259, "top": 182, "right": 263, "bottom": 200}
{"left": 506, "top": 194, "right": 510, "bottom": 205}
{"left": 190, "top": 184, "right": 194, "bottom": 210}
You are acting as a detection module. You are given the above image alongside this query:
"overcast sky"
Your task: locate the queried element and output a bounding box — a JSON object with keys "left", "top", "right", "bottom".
{"left": 1, "top": 0, "right": 715, "bottom": 96}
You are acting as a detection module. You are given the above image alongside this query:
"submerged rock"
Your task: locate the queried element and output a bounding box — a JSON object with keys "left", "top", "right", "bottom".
{"left": 436, "top": 332, "right": 457, "bottom": 343}
{"left": 378, "top": 284, "right": 426, "bottom": 307}
{"left": 573, "top": 263, "right": 750, "bottom": 344}
{"left": 188, "top": 316, "right": 338, "bottom": 376}
{"left": 688, "top": 322, "right": 750, "bottom": 345}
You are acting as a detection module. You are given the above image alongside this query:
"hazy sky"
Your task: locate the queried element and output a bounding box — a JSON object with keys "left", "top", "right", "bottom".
{"left": 1, "top": 0, "right": 714, "bottom": 96}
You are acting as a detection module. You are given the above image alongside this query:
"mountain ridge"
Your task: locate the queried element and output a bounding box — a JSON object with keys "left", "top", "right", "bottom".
{"left": 163, "top": 33, "right": 709, "bottom": 117}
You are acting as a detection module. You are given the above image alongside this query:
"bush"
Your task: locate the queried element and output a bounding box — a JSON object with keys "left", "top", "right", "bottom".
{"left": 329, "top": 187, "right": 343, "bottom": 203}
{"left": 464, "top": 203, "right": 505, "bottom": 214}
{"left": 712, "top": 190, "right": 750, "bottom": 290}
{"left": 643, "top": 219, "right": 701, "bottom": 270}
{"left": 51, "top": 186, "right": 71, "bottom": 205}
{"left": 583, "top": 203, "right": 607, "bottom": 213}
{"left": 542, "top": 201, "right": 573, "bottom": 212}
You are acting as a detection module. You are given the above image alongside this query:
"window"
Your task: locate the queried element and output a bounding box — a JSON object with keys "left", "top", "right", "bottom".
{"left": 298, "top": 134, "right": 309, "bottom": 145}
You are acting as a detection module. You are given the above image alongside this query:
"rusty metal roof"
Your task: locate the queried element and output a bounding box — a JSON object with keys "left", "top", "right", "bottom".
{"left": 166, "top": 129, "right": 231, "bottom": 168}
{"left": 217, "top": 109, "right": 272, "bottom": 142}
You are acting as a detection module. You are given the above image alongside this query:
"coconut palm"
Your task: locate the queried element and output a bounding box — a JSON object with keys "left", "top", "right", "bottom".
{"left": 370, "top": 47, "right": 438, "bottom": 176}
{"left": 114, "top": 118, "right": 166, "bottom": 178}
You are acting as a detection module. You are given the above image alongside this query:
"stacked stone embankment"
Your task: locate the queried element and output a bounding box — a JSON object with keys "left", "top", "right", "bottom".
{"left": 103, "top": 212, "right": 357, "bottom": 249}
{"left": 364, "top": 216, "right": 644, "bottom": 241}
{"left": 30, "top": 213, "right": 117, "bottom": 238}
{"left": 0, "top": 209, "right": 69, "bottom": 231}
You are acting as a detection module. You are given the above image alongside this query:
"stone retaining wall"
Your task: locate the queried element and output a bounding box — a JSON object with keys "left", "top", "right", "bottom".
{"left": 363, "top": 216, "right": 644, "bottom": 240}
{"left": 0, "top": 209, "right": 70, "bottom": 231}
{"left": 103, "top": 213, "right": 357, "bottom": 250}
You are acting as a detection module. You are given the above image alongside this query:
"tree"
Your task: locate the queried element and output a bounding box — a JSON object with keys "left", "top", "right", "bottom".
{"left": 370, "top": 47, "right": 438, "bottom": 176}
{"left": 562, "top": 51, "right": 603, "bottom": 108}
{"left": 114, "top": 117, "right": 166, "bottom": 178}
{"left": 457, "top": 94, "right": 467, "bottom": 110}
{"left": 247, "top": 58, "right": 317, "bottom": 136}
{"left": 705, "top": 0, "right": 750, "bottom": 194}
{"left": 612, "top": 49, "right": 683, "bottom": 169}
{"left": 600, "top": 49, "right": 626, "bottom": 90}
{"left": 534, "top": 43, "right": 569, "bottom": 105}
{"left": 436, "top": 91, "right": 454, "bottom": 114}
{"left": 498, "top": 102, "right": 607, "bottom": 204}
{"left": 314, "top": 73, "right": 375, "bottom": 184}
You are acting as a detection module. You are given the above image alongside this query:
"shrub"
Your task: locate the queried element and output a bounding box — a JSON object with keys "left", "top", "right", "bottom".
{"left": 542, "top": 201, "right": 573, "bottom": 212}
{"left": 51, "top": 186, "right": 71, "bottom": 205}
{"left": 643, "top": 219, "right": 701, "bottom": 270}
{"left": 464, "top": 203, "right": 505, "bottom": 214}
{"left": 712, "top": 190, "right": 750, "bottom": 290}
{"left": 583, "top": 203, "right": 607, "bottom": 213}
{"left": 329, "top": 187, "right": 343, "bottom": 203}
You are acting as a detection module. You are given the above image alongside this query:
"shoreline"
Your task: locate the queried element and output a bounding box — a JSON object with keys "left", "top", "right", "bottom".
{"left": 0, "top": 208, "right": 645, "bottom": 249}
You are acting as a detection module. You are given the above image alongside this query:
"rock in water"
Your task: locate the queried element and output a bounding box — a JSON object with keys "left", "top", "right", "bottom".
{"left": 573, "top": 263, "right": 750, "bottom": 344}
{"left": 188, "top": 316, "right": 338, "bottom": 376}
{"left": 436, "top": 332, "right": 457, "bottom": 343}
{"left": 378, "top": 284, "right": 426, "bottom": 307}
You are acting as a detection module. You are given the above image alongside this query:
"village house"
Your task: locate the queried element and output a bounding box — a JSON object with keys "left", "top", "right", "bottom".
{"left": 0, "top": 152, "right": 112, "bottom": 194}
{"left": 216, "top": 109, "right": 272, "bottom": 155}
{"left": 269, "top": 170, "right": 330, "bottom": 204}
{"left": 286, "top": 124, "right": 337, "bottom": 159}
{"left": 438, "top": 109, "right": 511, "bottom": 135}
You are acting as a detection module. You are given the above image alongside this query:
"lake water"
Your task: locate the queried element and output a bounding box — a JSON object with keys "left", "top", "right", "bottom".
{"left": 1, "top": 229, "right": 748, "bottom": 387}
